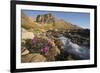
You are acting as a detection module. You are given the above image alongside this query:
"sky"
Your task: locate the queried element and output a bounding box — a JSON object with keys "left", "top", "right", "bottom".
{"left": 22, "top": 10, "right": 90, "bottom": 29}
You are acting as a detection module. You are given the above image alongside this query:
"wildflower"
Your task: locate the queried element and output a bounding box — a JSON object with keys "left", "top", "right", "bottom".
{"left": 32, "top": 37, "right": 37, "bottom": 44}
{"left": 41, "top": 46, "right": 49, "bottom": 55}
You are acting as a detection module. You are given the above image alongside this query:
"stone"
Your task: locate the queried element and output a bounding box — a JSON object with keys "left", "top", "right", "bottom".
{"left": 21, "top": 48, "right": 29, "bottom": 56}
{"left": 22, "top": 27, "right": 27, "bottom": 32}
{"left": 30, "top": 54, "right": 47, "bottom": 62}
{"left": 45, "top": 46, "right": 60, "bottom": 61}
{"left": 22, "top": 31, "right": 34, "bottom": 40}
{"left": 21, "top": 53, "right": 46, "bottom": 63}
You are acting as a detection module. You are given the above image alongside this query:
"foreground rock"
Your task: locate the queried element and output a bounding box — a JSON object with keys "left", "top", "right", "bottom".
{"left": 21, "top": 47, "right": 29, "bottom": 56}
{"left": 24, "top": 37, "right": 61, "bottom": 61}
{"left": 21, "top": 53, "right": 46, "bottom": 63}
{"left": 22, "top": 31, "right": 34, "bottom": 40}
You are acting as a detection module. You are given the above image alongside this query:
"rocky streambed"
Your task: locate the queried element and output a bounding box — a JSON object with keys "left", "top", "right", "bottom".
{"left": 55, "top": 35, "right": 90, "bottom": 60}
{"left": 21, "top": 29, "right": 90, "bottom": 63}
{"left": 45, "top": 29, "right": 90, "bottom": 60}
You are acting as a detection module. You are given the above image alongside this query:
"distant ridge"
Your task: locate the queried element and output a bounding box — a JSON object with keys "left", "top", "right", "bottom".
{"left": 21, "top": 13, "right": 82, "bottom": 30}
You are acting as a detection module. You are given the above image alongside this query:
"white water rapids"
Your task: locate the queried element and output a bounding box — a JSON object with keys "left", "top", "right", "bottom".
{"left": 58, "top": 36, "right": 90, "bottom": 60}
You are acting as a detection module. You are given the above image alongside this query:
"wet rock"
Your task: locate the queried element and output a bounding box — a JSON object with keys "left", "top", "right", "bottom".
{"left": 54, "top": 39, "right": 64, "bottom": 50}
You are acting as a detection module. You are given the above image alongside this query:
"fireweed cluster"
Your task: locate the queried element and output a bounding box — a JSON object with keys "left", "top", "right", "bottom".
{"left": 25, "top": 36, "right": 53, "bottom": 55}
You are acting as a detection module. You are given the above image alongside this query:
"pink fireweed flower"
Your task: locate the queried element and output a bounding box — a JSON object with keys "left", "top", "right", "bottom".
{"left": 32, "top": 37, "right": 37, "bottom": 44}
{"left": 41, "top": 46, "right": 49, "bottom": 55}
{"left": 45, "top": 41, "right": 52, "bottom": 48}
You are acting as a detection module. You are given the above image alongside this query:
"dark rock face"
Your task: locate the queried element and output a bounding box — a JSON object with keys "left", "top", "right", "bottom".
{"left": 36, "top": 13, "right": 55, "bottom": 24}
{"left": 63, "top": 29, "right": 90, "bottom": 47}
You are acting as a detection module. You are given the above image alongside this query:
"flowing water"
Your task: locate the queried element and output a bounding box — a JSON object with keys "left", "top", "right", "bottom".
{"left": 58, "top": 35, "right": 90, "bottom": 60}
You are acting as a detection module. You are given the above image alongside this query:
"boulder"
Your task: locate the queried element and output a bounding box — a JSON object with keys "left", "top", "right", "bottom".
{"left": 45, "top": 46, "right": 60, "bottom": 61}
{"left": 21, "top": 53, "right": 46, "bottom": 63}
{"left": 21, "top": 48, "right": 29, "bottom": 56}
{"left": 22, "top": 31, "right": 34, "bottom": 40}
{"left": 30, "top": 53, "right": 47, "bottom": 62}
{"left": 22, "top": 27, "right": 27, "bottom": 32}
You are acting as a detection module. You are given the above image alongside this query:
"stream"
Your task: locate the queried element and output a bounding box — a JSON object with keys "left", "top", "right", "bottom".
{"left": 57, "top": 35, "right": 90, "bottom": 60}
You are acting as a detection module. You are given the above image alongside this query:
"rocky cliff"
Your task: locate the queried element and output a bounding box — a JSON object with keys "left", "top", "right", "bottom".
{"left": 36, "top": 13, "right": 55, "bottom": 24}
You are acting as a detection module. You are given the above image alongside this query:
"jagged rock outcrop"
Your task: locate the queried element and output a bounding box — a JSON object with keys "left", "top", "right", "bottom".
{"left": 36, "top": 13, "right": 55, "bottom": 24}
